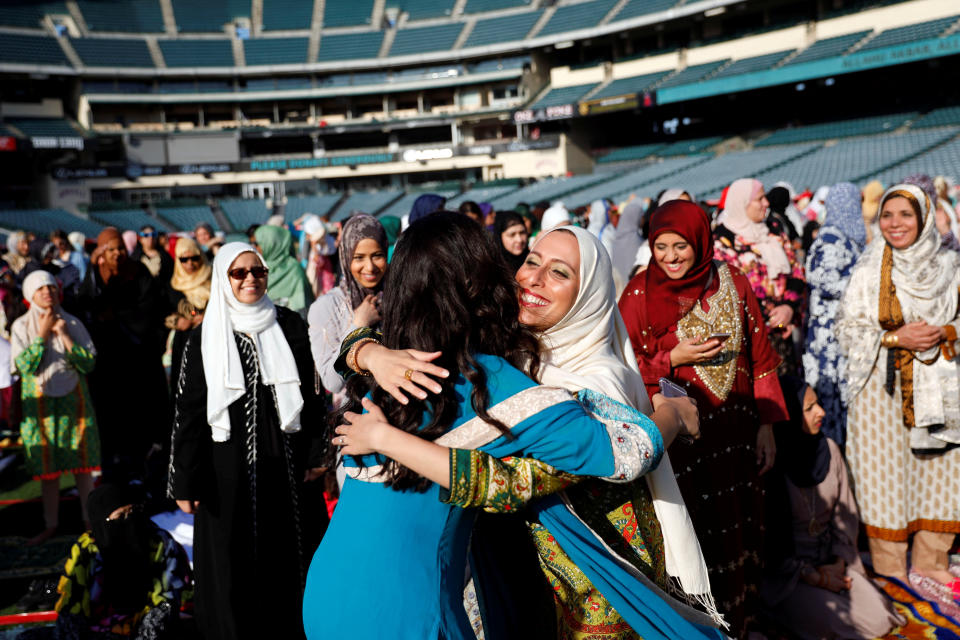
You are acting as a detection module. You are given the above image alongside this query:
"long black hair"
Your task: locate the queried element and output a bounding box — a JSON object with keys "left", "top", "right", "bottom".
{"left": 341, "top": 212, "right": 541, "bottom": 491}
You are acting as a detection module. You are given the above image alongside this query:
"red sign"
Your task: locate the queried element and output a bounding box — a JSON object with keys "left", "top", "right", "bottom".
{"left": 0, "top": 137, "right": 16, "bottom": 151}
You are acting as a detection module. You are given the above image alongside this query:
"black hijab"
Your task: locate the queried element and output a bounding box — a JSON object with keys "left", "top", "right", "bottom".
{"left": 87, "top": 483, "right": 155, "bottom": 611}
{"left": 765, "top": 187, "right": 799, "bottom": 241}
{"left": 775, "top": 376, "right": 831, "bottom": 488}
{"left": 493, "top": 210, "right": 529, "bottom": 273}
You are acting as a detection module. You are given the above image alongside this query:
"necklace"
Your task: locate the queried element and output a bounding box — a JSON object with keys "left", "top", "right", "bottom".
{"left": 806, "top": 488, "right": 823, "bottom": 536}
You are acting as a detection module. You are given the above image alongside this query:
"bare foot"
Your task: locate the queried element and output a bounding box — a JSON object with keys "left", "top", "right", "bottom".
{"left": 26, "top": 527, "right": 57, "bottom": 547}
{"left": 915, "top": 568, "right": 957, "bottom": 586}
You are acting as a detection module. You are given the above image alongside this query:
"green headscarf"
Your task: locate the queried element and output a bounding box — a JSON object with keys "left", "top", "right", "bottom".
{"left": 254, "top": 225, "right": 314, "bottom": 314}
{"left": 379, "top": 215, "right": 402, "bottom": 263}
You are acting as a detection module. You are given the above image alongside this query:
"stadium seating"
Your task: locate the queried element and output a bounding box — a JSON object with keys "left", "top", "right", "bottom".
{"left": 7, "top": 118, "right": 81, "bottom": 137}
{"left": 77, "top": 0, "right": 165, "bottom": 33}
{"left": 220, "top": 199, "right": 273, "bottom": 229}
{"left": 244, "top": 37, "right": 309, "bottom": 66}
{"left": 399, "top": 0, "right": 456, "bottom": 21}
{"left": 657, "top": 60, "right": 729, "bottom": 89}
{"left": 709, "top": 50, "right": 795, "bottom": 79}
{"left": 262, "top": 0, "right": 314, "bottom": 31}
{"left": 537, "top": 0, "right": 619, "bottom": 37}
{"left": 755, "top": 112, "right": 917, "bottom": 146}
{"left": 595, "top": 143, "right": 667, "bottom": 164}
{"left": 71, "top": 37, "right": 155, "bottom": 68}
{"left": 912, "top": 106, "right": 960, "bottom": 129}
{"left": 491, "top": 173, "right": 611, "bottom": 210}
{"left": 611, "top": 0, "right": 681, "bottom": 21}
{"left": 783, "top": 30, "right": 870, "bottom": 65}
{"left": 465, "top": 11, "right": 543, "bottom": 48}
{"left": 0, "top": 33, "right": 70, "bottom": 66}
{"left": 463, "top": 0, "right": 531, "bottom": 13}
{"left": 562, "top": 155, "right": 711, "bottom": 207}
{"left": 0, "top": 2, "right": 68, "bottom": 28}
{"left": 282, "top": 194, "right": 342, "bottom": 222}
{"left": 159, "top": 39, "right": 235, "bottom": 67}
{"left": 0, "top": 209, "right": 102, "bottom": 236}
{"left": 446, "top": 183, "right": 522, "bottom": 208}
{"left": 590, "top": 71, "right": 669, "bottom": 100}
{"left": 315, "top": 32, "right": 384, "bottom": 62}
{"left": 332, "top": 190, "right": 404, "bottom": 221}
{"left": 756, "top": 128, "right": 957, "bottom": 189}
{"left": 859, "top": 14, "right": 959, "bottom": 51}
{"left": 529, "top": 83, "right": 597, "bottom": 109}
{"left": 658, "top": 136, "right": 724, "bottom": 156}
{"left": 467, "top": 56, "right": 529, "bottom": 73}
{"left": 322, "top": 0, "right": 374, "bottom": 28}
{"left": 632, "top": 143, "right": 822, "bottom": 200}
{"left": 90, "top": 208, "right": 169, "bottom": 231}
{"left": 377, "top": 191, "right": 458, "bottom": 218}
{"left": 170, "top": 0, "right": 249, "bottom": 32}
{"left": 155, "top": 205, "right": 219, "bottom": 231}
{"left": 390, "top": 23, "right": 464, "bottom": 56}
{"left": 871, "top": 130, "right": 960, "bottom": 185}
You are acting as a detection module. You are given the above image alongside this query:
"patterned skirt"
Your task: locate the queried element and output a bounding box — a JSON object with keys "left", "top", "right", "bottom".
{"left": 20, "top": 379, "right": 101, "bottom": 480}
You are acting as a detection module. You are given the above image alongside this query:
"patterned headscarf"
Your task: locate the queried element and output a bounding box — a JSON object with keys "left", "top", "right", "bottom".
{"left": 822, "top": 182, "right": 867, "bottom": 250}
{"left": 338, "top": 214, "right": 388, "bottom": 310}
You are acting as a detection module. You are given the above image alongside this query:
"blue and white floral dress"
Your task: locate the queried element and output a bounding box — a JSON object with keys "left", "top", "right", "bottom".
{"left": 802, "top": 183, "right": 867, "bottom": 449}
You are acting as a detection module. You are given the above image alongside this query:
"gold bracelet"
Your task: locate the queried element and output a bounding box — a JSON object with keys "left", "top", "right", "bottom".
{"left": 882, "top": 332, "right": 899, "bottom": 348}
{"left": 346, "top": 338, "right": 377, "bottom": 376}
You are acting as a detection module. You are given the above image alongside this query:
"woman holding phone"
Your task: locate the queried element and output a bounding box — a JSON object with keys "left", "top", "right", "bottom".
{"left": 619, "top": 200, "right": 789, "bottom": 636}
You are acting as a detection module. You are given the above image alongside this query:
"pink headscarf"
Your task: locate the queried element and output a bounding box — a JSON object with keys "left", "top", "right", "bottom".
{"left": 717, "top": 178, "right": 791, "bottom": 278}
{"left": 122, "top": 230, "right": 138, "bottom": 255}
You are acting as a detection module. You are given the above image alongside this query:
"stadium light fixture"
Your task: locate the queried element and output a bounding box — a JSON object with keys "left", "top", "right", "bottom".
{"left": 704, "top": 7, "right": 726, "bottom": 17}
{"left": 555, "top": 41, "right": 575, "bottom": 49}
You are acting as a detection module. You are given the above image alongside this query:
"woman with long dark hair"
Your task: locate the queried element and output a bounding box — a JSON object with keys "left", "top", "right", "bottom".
{"left": 301, "top": 213, "right": 702, "bottom": 640}
{"left": 493, "top": 209, "right": 529, "bottom": 272}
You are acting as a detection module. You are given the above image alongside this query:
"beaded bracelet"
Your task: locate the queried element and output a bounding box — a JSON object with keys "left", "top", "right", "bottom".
{"left": 346, "top": 338, "right": 378, "bottom": 376}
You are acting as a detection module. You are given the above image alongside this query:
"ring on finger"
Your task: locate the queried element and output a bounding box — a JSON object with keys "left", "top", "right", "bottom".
{"left": 404, "top": 368, "right": 414, "bottom": 381}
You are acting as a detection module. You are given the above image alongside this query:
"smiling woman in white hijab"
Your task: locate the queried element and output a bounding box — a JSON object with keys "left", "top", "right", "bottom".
{"left": 168, "top": 242, "right": 328, "bottom": 640}
{"left": 11, "top": 270, "right": 99, "bottom": 545}
{"left": 838, "top": 184, "right": 960, "bottom": 597}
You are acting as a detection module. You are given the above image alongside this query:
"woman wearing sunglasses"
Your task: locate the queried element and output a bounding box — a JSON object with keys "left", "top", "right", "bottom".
{"left": 168, "top": 242, "right": 328, "bottom": 640}
{"left": 131, "top": 225, "right": 174, "bottom": 283}
{"left": 170, "top": 237, "right": 211, "bottom": 312}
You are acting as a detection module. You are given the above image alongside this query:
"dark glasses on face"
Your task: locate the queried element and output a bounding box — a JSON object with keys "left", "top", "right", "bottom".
{"left": 179, "top": 255, "right": 203, "bottom": 264}
{"left": 139, "top": 231, "right": 158, "bottom": 238}
{"left": 228, "top": 266, "right": 268, "bottom": 280}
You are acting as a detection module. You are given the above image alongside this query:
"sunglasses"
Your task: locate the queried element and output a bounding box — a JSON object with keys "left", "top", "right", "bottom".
{"left": 179, "top": 255, "right": 203, "bottom": 264}
{"left": 228, "top": 266, "right": 269, "bottom": 280}
{"left": 139, "top": 231, "right": 158, "bottom": 238}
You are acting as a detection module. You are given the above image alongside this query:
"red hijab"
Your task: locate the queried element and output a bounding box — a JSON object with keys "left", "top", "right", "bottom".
{"left": 641, "top": 201, "right": 718, "bottom": 337}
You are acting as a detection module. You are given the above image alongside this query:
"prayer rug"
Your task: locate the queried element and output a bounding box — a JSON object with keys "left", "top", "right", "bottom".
{"left": 875, "top": 575, "right": 960, "bottom": 640}
{"left": 0, "top": 536, "right": 71, "bottom": 580}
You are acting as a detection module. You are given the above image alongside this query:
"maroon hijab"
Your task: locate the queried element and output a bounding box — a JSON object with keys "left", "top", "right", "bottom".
{"left": 641, "top": 201, "right": 718, "bottom": 337}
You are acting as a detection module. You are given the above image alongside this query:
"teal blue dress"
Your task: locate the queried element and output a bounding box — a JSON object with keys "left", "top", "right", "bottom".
{"left": 302, "top": 354, "right": 634, "bottom": 640}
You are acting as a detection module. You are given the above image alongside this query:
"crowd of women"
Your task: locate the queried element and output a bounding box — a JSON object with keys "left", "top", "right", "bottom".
{"left": 2, "top": 174, "right": 959, "bottom": 639}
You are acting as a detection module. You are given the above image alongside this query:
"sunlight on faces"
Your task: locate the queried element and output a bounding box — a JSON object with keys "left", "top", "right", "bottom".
{"left": 349, "top": 238, "right": 387, "bottom": 289}
{"left": 180, "top": 254, "right": 202, "bottom": 274}
{"left": 31, "top": 284, "right": 57, "bottom": 310}
{"left": 101, "top": 238, "right": 126, "bottom": 270}
{"left": 195, "top": 227, "right": 213, "bottom": 247}
{"left": 652, "top": 232, "right": 696, "bottom": 280}
{"left": 501, "top": 222, "right": 529, "bottom": 256}
{"left": 229, "top": 252, "right": 268, "bottom": 304}
{"left": 515, "top": 230, "right": 580, "bottom": 331}
{"left": 746, "top": 187, "right": 769, "bottom": 223}
{"left": 801, "top": 386, "right": 826, "bottom": 436}
{"left": 879, "top": 196, "right": 920, "bottom": 250}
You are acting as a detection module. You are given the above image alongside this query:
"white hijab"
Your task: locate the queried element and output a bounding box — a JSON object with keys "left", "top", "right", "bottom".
{"left": 201, "top": 242, "right": 304, "bottom": 442}
{"left": 10, "top": 270, "right": 95, "bottom": 397}
{"left": 717, "top": 178, "right": 792, "bottom": 278}
{"left": 541, "top": 202, "right": 571, "bottom": 232}
{"left": 586, "top": 199, "right": 616, "bottom": 255}
{"left": 839, "top": 184, "right": 960, "bottom": 447}
{"left": 535, "top": 226, "right": 716, "bottom": 613}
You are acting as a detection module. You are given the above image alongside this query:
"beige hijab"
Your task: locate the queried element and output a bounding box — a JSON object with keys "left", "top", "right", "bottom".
{"left": 170, "top": 237, "right": 212, "bottom": 310}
